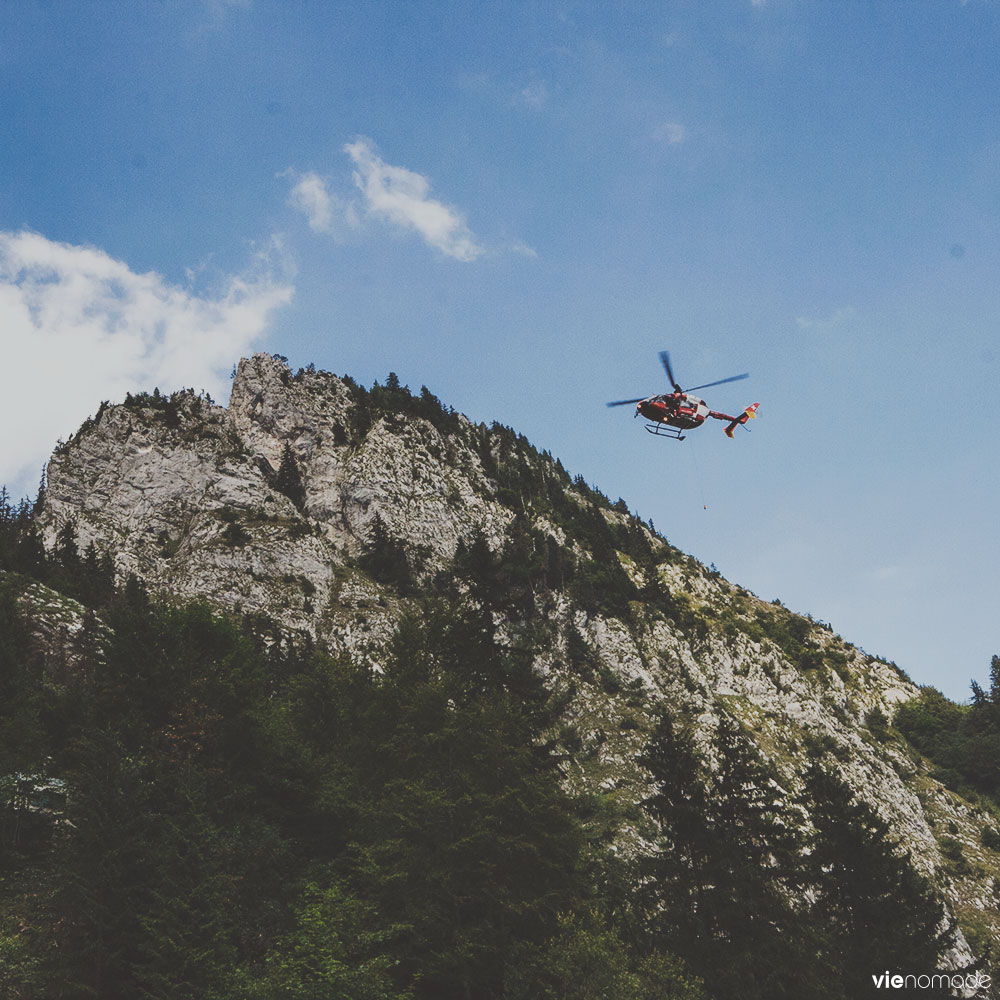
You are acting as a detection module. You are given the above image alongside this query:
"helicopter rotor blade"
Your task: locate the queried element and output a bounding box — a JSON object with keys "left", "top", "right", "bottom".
{"left": 659, "top": 351, "right": 682, "bottom": 392}
{"left": 606, "top": 397, "right": 648, "bottom": 408}
{"left": 684, "top": 372, "right": 750, "bottom": 393}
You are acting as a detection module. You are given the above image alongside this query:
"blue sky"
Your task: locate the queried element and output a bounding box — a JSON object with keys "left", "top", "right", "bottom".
{"left": 2, "top": 0, "right": 997, "bottom": 700}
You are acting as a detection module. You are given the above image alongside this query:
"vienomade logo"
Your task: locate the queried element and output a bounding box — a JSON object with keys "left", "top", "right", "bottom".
{"left": 872, "top": 970, "right": 991, "bottom": 993}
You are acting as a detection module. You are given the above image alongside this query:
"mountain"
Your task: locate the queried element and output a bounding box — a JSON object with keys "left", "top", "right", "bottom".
{"left": 2, "top": 352, "right": 998, "bottom": 999}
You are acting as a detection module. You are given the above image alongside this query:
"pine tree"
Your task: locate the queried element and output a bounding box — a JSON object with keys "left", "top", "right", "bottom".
{"left": 234, "top": 882, "right": 411, "bottom": 1000}
{"left": 80, "top": 542, "right": 116, "bottom": 608}
{"left": 695, "top": 715, "right": 811, "bottom": 999}
{"left": 638, "top": 709, "right": 711, "bottom": 955}
{"left": 359, "top": 512, "right": 411, "bottom": 591}
{"left": 32, "top": 466, "right": 47, "bottom": 517}
{"left": 990, "top": 654, "right": 1000, "bottom": 700}
{"left": 344, "top": 602, "right": 584, "bottom": 1000}
{"left": 274, "top": 442, "right": 306, "bottom": 510}
{"left": 0, "top": 487, "right": 14, "bottom": 570}
{"left": 802, "top": 763, "right": 956, "bottom": 997}
{"left": 452, "top": 529, "right": 501, "bottom": 607}
{"left": 163, "top": 393, "right": 181, "bottom": 428}
{"left": 639, "top": 710, "right": 815, "bottom": 999}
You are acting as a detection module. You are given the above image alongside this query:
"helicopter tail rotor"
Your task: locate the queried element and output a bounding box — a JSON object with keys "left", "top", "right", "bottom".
{"left": 724, "top": 402, "right": 759, "bottom": 438}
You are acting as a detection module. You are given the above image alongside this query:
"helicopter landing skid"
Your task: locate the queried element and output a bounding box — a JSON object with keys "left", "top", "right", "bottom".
{"left": 644, "top": 423, "right": 685, "bottom": 441}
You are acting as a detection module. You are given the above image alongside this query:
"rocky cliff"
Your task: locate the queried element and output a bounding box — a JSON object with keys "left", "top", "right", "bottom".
{"left": 35, "top": 352, "right": 1000, "bottom": 965}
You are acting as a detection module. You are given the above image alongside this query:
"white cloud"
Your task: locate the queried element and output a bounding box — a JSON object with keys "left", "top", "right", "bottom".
{"left": 344, "top": 137, "right": 484, "bottom": 262}
{"left": 0, "top": 230, "right": 293, "bottom": 495}
{"left": 190, "top": 0, "right": 251, "bottom": 40}
{"left": 795, "top": 306, "right": 855, "bottom": 331}
{"left": 511, "top": 242, "right": 539, "bottom": 259}
{"left": 282, "top": 168, "right": 360, "bottom": 237}
{"left": 287, "top": 170, "right": 334, "bottom": 232}
{"left": 871, "top": 565, "right": 902, "bottom": 581}
{"left": 513, "top": 81, "right": 549, "bottom": 110}
{"left": 651, "top": 121, "right": 686, "bottom": 145}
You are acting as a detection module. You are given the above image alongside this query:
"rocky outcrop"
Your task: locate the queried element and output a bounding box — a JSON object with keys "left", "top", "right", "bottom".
{"left": 14, "top": 578, "right": 107, "bottom": 682}
{"left": 228, "top": 353, "right": 512, "bottom": 561}
{"left": 40, "top": 356, "right": 513, "bottom": 647}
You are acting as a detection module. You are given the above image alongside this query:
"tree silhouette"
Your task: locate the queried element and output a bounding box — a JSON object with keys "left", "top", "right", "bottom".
{"left": 274, "top": 442, "right": 306, "bottom": 510}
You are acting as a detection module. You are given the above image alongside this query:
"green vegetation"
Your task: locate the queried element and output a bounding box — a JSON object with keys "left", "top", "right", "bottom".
{"left": 358, "top": 512, "right": 414, "bottom": 593}
{"left": 895, "top": 664, "right": 1000, "bottom": 803}
{"left": 641, "top": 710, "right": 957, "bottom": 999}
{"left": 340, "top": 372, "right": 462, "bottom": 443}
{"left": 274, "top": 442, "right": 307, "bottom": 511}
{"left": 711, "top": 599, "right": 851, "bottom": 677}
{"left": 0, "top": 498, "right": 703, "bottom": 1000}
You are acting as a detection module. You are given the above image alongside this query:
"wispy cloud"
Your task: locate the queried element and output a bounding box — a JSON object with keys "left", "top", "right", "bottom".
{"left": 282, "top": 168, "right": 360, "bottom": 237}
{"left": 871, "top": 565, "right": 902, "bottom": 581}
{"left": 0, "top": 230, "right": 292, "bottom": 494}
{"left": 795, "top": 306, "right": 855, "bottom": 331}
{"left": 512, "top": 81, "right": 549, "bottom": 110}
{"left": 205, "top": 0, "right": 250, "bottom": 12}
{"left": 287, "top": 170, "right": 333, "bottom": 231}
{"left": 651, "top": 121, "right": 686, "bottom": 145}
{"left": 344, "top": 138, "right": 484, "bottom": 262}
{"left": 190, "top": 0, "right": 251, "bottom": 40}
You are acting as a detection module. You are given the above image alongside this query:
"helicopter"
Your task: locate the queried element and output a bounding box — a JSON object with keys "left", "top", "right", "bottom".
{"left": 607, "top": 351, "right": 759, "bottom": 441}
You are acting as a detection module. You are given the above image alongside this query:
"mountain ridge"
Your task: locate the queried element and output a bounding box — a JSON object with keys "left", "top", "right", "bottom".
{"left": 8, "top": 351, "right": 1000, "bottom": 991}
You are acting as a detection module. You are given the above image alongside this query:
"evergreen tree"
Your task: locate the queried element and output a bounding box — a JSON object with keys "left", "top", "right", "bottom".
{"left": 895, "top": 660, "right": 1000, "bottom": 800}
{"left": 163, "top": 394, "right": 181, "bottom": 428}
{"left": 344, "top": 603, "right": 584, "bottom": 1000}
{"left": 55, "top": 520, "right": 80, "bottom": 575}
{"left": 13, "top": 501, "right": 46, "bottom": 578}
{"left": 696, "top": 715, "right": 813, "bottom": 999}
{"left": 234, "top": 882, "right": 411, "bottom": 1000}
{"left": 0, "top": 579, "right": 48, "bottom": 839}
{"left": 0, "top": 487, "right": 16, "bottom": 570}
{"left": 80, "top": 542, "right": 116, "bottom": 607}
{"left": 48, "top": 727, "right": 154, "bottom": 999}
{"left": 802, "top": 763, "right": 956, "bottom": 998}
{"left": 638, "top": 708, "right": 710, "bottom": 942}
{"left": 32, "top": 466, "right": 47, "bottom": 517}
{"left": 274, "top": 442, "right": 306, "bottom": 510}
{"left": 509, "top": 909, "right": 707, "bottom": 1000}
{"left": 639, "top": 710, "right": 815, "bottom": 999}
{"left": 451, "top": 528, "right": 512, "bottom": 615}
{"left": 359, "top": 512, "right": 411, "bottom": 591}
{"left": 40, "top": 598, "right": 286, "bottom": 999}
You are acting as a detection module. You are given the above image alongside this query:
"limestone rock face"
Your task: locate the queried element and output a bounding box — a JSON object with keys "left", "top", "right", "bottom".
{"left": 16, "top": 580, "right": 107, "bottom": 682}
{"left": 228, "top": 353, "right": 511, "bottom": 562}
{"left": 41, "top": 388, "right": 335, "bottom": 637}
{"left": 35, "top": 353, "right": 995, "bottom": 965}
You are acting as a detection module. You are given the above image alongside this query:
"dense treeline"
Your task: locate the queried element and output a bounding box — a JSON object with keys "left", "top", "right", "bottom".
{"left": 1, "top": 483, "right": 964, "bottom": 998}
{"left": 1, "top": 493, "right": 704, "bottom": 999}
{"left": 339, "top": 370, "right": 463, "bottom": 443}
{"left": 639, "top": 711, "right": 956, "bottom": 999}
{"left": 895, "top": 659, "right": 1000, "bottom": 803}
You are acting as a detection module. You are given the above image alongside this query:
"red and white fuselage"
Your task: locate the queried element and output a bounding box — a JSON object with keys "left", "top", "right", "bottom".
{"left": 637, "top": 392, "right": 758, "bottom": 437}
